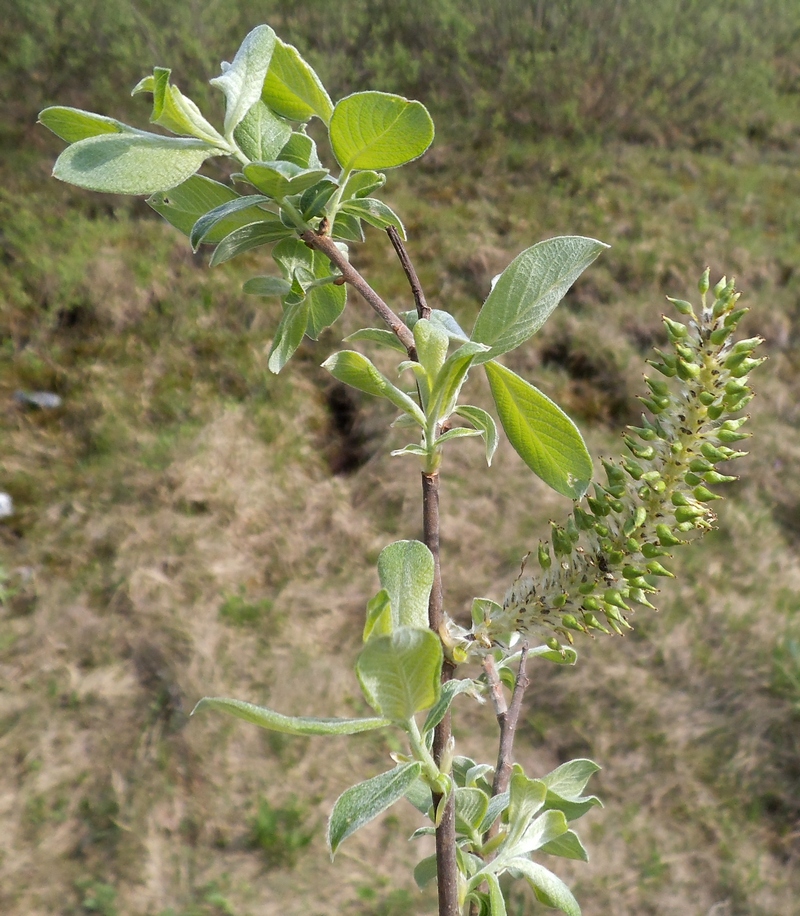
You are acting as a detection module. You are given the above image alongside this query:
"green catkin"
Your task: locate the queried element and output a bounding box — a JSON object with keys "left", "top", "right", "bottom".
{"left": 465, "top": 276, "right": 764, "bottom": 651}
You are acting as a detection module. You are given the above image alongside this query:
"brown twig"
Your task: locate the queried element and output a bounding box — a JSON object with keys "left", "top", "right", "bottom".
{"left": 387, "top": 226, "right": 431, "bottom": 320}
{"left": 300, "top": 229, "right": 417, "bottom": 356}
{"left": 423, "top": 470, "right": 459, "bottom": 916}
{"left": 490, "top": 643, "right": 530, "bottom": 801}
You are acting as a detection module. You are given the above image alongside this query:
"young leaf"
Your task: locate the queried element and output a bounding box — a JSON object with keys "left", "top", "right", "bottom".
{"left": 402, "top": 308, "right": 470, "bottom": 343}
{"left": 356, "top": 626, "right": 443, "bottom": 721}
{"left": 134, "top": 68, "right": 225, "bottom": 146}
{"left": 343, "top": 328, "right": 408, "bottom": 354}
{"left": 513, "top": 809, "right": 570, "bottom": 856}
{"left": 480, "top": 791, "right": 510, "bottom": 834}
{"left": 363, "top": 588, "right": 393, "bottom": 642}
{"left": 340, "top": 197, "right": 406, "bottom": 238}
{"left": 38, "top": 106, "right": 139, "bottom": 143}
{"left": 506, "top": 858, "right": 582, "bottom": 916}
{"left": 429, "top": 341, "right": 490, "bottom": 422}
{"left": 322, "top": 351, "right": 426, "bottom": 427}
{"left": 539, "top": 830, "right": 590, "bottom": 862}
{"left": 529, "top": 644, "right": 578, "bottom": 665}
{"left": 305, "top": 251, "right": 347, "bottom": 338}
{"left": 541, "top": 760, "right": 601, "bottom": 801}
{"left": 189, "top": 194, "right": 271, "bottom": 249}
{"left": 471, "top": 237, "right": 609, "bottom": 363}
{"left": 455, "top": 786, "right": 491, "bottom": 835}
{"left": 328, "top": 762, "right": 422, "bottom": 855}
{"left": 485, "top": 361, "right": 593, "bottom": 500}
{"left": 453, "top": 405, "right": 499, "bottom": 465}
{"left": 243, "top": 160, "right": 328, "bottom": 200}
{"left": 243, "top": 275, "right": 292, "bottom": 297}
{"left": 506, "top": 773, "right": 547, "bottom": 847}
{"left": 330, "top": 91, "right": 434, "bottom": 171}
{"left": 342, "top": 170, "right": 386, "bottom": 200}
{"left": 148, "top": 174, "right": 240, "bottom": 237}
{"left": 52, "top": 134, "right": 220, "bottom": 195}
{"left": 209, "top": 218, "right": 292, "bottom": 266}
{"left": 422, "top": 678, "right": 481, "bottom": 734}
{"left": 413, "top": 854, "right": 439, "bottom": 890}
{"left": 268, "top": 298, "right": 309, "bottom": 373}
{"left": 233, "top": 100, "right": 292, "bottom": 161}
{"left": 486, "top": 874, "right": 508, "bottom": 916}
{"left": 299, "top": 179, "right": 339, "bottom": 219}
{"left": 262, "top": 39, "right": 334, "bottom": 124}
{"left": 192, "top": 697, "right": 391, "bottom": 735}
{"left": 331, "top": 211, "right": 365, "bottom": 242}
{"left": 377, "top": 540, "right": 435, "bottom": 631}
{"left": 210, "top": 24, "right": 277, "bottom": 137}
{"left": 279, "top": 131, "right": 323, "bottom": 168}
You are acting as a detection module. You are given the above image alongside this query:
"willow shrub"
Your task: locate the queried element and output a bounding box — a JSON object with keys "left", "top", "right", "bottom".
{"left": 39, "top": 25, "right": 763, "bottom": 916}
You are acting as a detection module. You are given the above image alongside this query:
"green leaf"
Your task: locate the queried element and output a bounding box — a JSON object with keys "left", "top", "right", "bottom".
{"left": 341, "top": 197, "right": 406, "bottom": 238}
{"left": 413, "top": 854, "right": 439, "bottom": 890}
{"left": 268, "top": 298, "right": 309, "bottom": 373}
{"left": 539, "top": 830, "right": 589, "bottom": 862}
{"left": 356, "top": 627, "right": 443, "bottom": 721}
{"left": 485, "top": 361, "right": 593, "bottom": 500}
{"left": 262, "top": 39, "right": 333, "bottom": 124}
{"left": 471, "top": 237, "right": 609, "bottom": 363}
{"left": 414, "top": 319, "right": 450, "bottom": 391}
{"left": 52, "top": 133, "right": 219, "bottom": 195}
{"left": 405, "top": 778, "right": 434, "bottom": 816}
{"left": 429, "top": 342, "right": 490, "bottom": 422}
{"left": 402, "top": 308, "right": 470, "bottom": 343}
{"left": 192, "top": 697, "right": 391, "bottom": 735}
{"left": 243, "top": 276, "right": 292, "bottom": 297}
{"left": 322, "top": 351, "right": 426, "bottom": 427}
{"left": 210, "top": 24, "right": 277, "bottom": 136}
{"left": 453, "top": 405, "right": 499, "bottom": 466}
{"left": 435, "top": 428, "right": 482, "bottom": 446}
{"left": 279, "top": 131, "right": 323, "bottom": 168}
{"left": 377, "top": 540, "right": 435, "bottom": 631}
{"left": 233, "top": 100, "right": 292, "bottom": 162}
{"left": 486, "top": 874, "right": 508, "bottom": 916}
{"left": 343, "top": 328, "right": 407, "bottom": 354}
{"left": 529, "top": 644, "right": 579, "bottom": 665}
{"left": 480, "top": 791, "right": 510, "bottom": 834}
{"left": 244, "top": 160, "right": 328, "bottom": 200}
{"left": 331, "top": 211, "right": 365, "bottom": 242}
{"left": 506, "top": 858, "right": 581, "bottom": 916}
{"left": 342, "top": 170, "right": 386, "bottom": 200}
{"left": 422, "top": 678, "right": 479, "bottom": 734}
{"left": 209, "top": 218, "right": 292, "bottom": 266}
{"left": 363, "top": 589, "right": 393, "bottom": 642}
{"left": 134, "top": 68, "right": 225, "bottom": 146}
{"left": 189, "top": 195, "right": 270, "bottom": 249}
{"left": 506, "top": 773, "right": 547, "bottom": 847}
{"left": 272, "top": 236, "right": 313, "bottom": 277}
{"left": 541, "top": 760, "right": 601, "bottom": 801}
{"left": 328, "top": 762, "right": 421, "bottom": 855}
{"left": 513, "top": 809, "right": 570, "bottom": 856}
{"left": 455, "top": 787, "right": 490, "bottom": 834}
{"left": 39, "top": 106, "right": 138, "bottom": 143}
{"left": 305, "top": 251, "right": 347, "bottom": 338}
{"left": 148, "top": 175, "right": 239, "bottom": 237}
{"left": 330, "top": 91, "right": 434, "bottom": 171}
{"left": 299, "top": 179, "right": 339, "bottom": 219}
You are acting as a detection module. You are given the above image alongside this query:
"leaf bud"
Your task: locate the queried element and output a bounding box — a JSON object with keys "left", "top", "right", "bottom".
{"left": 546, "top": 637, "right": 561, "bottom": 652}
{"left": 713, "top": 275, "right": 728, "bottom": 298}
{"left": 594, "top": 523, "right": 610, "bottom": 538}
{"left": 566, "top": 516, "right": 580, "bottom": 543}
{"left": 603, "top": 459, "right": 627, "bottom": 486}
{"left": 622, "top": 565, "right": 645, "bottom": 580}
{"left": 675, "top": 505, "right": 707, "bottom": 524}
{"left": 716, "top": 427, "right": 749, "bottom": 444}
{"left": 560, "top": 614, "right": 584, "bottom": 632}
{"left": 583, "top": 613, "right": 610, "bottom": 633}
{"left": 625, "top": 438, "right": 656, "bottom": 461}
{"left": 699, "top": 268, "right": 710, "bottom": 296}
{"left": 587, "top": 496, "right": 610, "bottom": 517}
{"left": 728, "top": 357, "right": 765, "bottom": 379}
{"left": 728, "top": 336, "right": 763, "bottom": 356}
{"left": 706, "top": 403, "right": 725, "bottom": 421}
{"left": 608, "top": 549, "right": 626, "bottom": 565}
{"left": 723, "top": 307, "right": 748, "bottom": 328}
{"left": 663, "top": 317, "right": 689, "bottom": 341}
{"left": 700, "top": 442, "right": 728, "bottom": 462}
{"left": 703, "top": 469, "right": 737, "bottom": 485}
{"left": 552, "top": 593, "right": 568, "bottom": 608}
{"left": 676, "top": 359, "right": 702, "bottom": 380}
{"left": 582, "top": 596, "right": 601, "bottom": 612}
{"left": 684, "top": 472, "right": 702, "bottom": 486}
{"left": 698, "top": 391, "right": 717, "bottom": 407}
{"left": 604, "top": 589, "right": 631, "bottom": 611}
{"left": 574, "top": 507, "right": 596, "bottom": 531}
{"left": 629, "top": 424, "right": 658, "bottom": 442}
{"left": 667, "top": 297, "right": 694, "bottom": 316}
{"left": 628, "top": 588, "right": 657, "bottom": 609}
{"left": 625, "top": 537, "right": 641, "bottom": 553}
{"left": 646, "top": 560, "right": 675, "bottom": 577}
{"left": 647, "top": 359, "right": 678, "bottom": 378}
{"left": 621, "top": 458, "right": 645, "bottom": 480}
{"left": 722, "top": 394, "right": 752, "bottom": 413}
{"left": 537, "top": 542, "right": 552, "bottom": 570}
{"left": 709, "top": 326, "right": 734, "bottom": 345}
{"left": 693, "top": 485, "right": 721, "bottom": 502}
{"left": 639, "top": 397, "right": 667, "bottom": 415}
{"left": 646, "top": 378, "right": 671, "bottom": 398}
{"left": 578, "top": 581, "right": 596, "bottom": 595}
{"left": 551, "top": 524, "right": 574, "bottom": 557}
{"left": 671, "top": 491, "right": 691, "bottom": 507}
{"left": 642, "top": 542, "right": 671, "bottom": 558}
{"left": 656, "top": 524, "right": 684, "bottom": 546}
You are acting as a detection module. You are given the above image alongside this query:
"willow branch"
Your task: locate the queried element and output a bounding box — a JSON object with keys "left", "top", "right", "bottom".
{"left": 387, "top": 226, "right": 430, "bottom": 320}
{"left": 490, "top": 643, "right": 530, "bottom": 799}
{"left": 301, "top": 229, "right": 417, "bottom": 356}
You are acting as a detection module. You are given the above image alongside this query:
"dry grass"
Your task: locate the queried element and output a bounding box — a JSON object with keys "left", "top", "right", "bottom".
{"left": 2, "top": 136, "right": 800, "bottom": 915}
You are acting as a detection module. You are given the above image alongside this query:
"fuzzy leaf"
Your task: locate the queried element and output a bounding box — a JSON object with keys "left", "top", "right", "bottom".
{"left": 413, "top": 854, "right": 439, "bottom": 890}
{"left": 209, "top": 218, "right": 292, "bottom": 266}
{"left": 330, "top": 91, "right": 434, "bottom": 171}
{"left": 148, "top": 174, "right": 239, "bottom": 237}
{"left": 343, "top": 328, "right": 407, "bottom": 354}
{"left": 189, "top": 194, "right": 270, "bottom": 249}
{"left": 262, "top": 39, "right": 333, "bottom": 124}
{"left": 242, "top": 276, "right": 293, "bottom": 297}
{"left": 268, "top": 298, "right": 309, "bottom": 373}
{"left": 211, "top": 25, "right": 277, "bottom": 136}
{"left": 507, "top": 858, "right": 581, "bottom": 916}
{"left": 244, "top": 160, "right": 328, "bottom": 200}
{"left": 513, "top": 809, "right": 570, "bottom": 856}
{"left": 423, "top": 678, "right": 480, "bottom": 734}
{"left": 485, "top": 361, "right": 592, "bottom": 500}
{"left": 486, "top": 874, "right": 508, "bottom": 916}
{"left": 356, "top": 627, "right": 442, "bottom": 721}
{"left": 134, "top": 68, "right": 224, "bottom": 145}
{"left": 328, "top": 762, "right": 421, "bottom": 855}
{"left": 455, "top": 787, "right": 490, "bottom": 834}
{"left": 340, "top": 197, "right": 406, "bottom": 237}
{"left": 39, "top": 106, "right": 138, "bottom": 143}
{"left": 192, "top": 697, "right": 391, "bottom": 735}
{"left": 377, "top": 540, "right": 435, "bottom": 631}
{"left": 453, "top": 405, "right": 499, "bottom": 465}
{"left": 279, "top": 131, "right": 323, "bottom": 168}
{"left": 52, "top": 133, "right": 219, "bottom": 195}
{"left": 540, "top": 830, "right": 590, "bottom": 862}
{"left": 233, "top": 100, "right": 292, "bottom": 161}
{"left": 471, "top": 237, "right": 608, "bottom": 363}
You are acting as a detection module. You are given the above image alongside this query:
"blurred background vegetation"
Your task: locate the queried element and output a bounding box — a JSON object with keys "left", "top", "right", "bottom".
{"left": 2, "top": 1, "right": 800, "bottom": 914}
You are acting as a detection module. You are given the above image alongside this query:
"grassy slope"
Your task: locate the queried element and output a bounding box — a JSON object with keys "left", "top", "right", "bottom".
{"left": 2, "top": 131, "right": 800, "bottom": 915}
